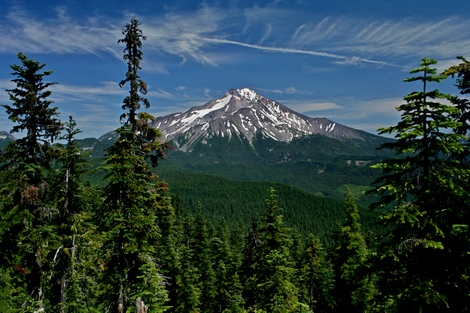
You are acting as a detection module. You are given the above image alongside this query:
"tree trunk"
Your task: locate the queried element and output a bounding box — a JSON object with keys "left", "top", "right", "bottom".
{"left": 136, "top": 297, "right": 148, "bottom": 313}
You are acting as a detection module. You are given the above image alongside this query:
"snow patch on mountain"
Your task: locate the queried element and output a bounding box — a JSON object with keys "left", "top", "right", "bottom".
{"left": 154, "top": 88, "right": 366, "bottom": 152}
{"left": 237, "top": 87, "right": 258, "bottom": 101}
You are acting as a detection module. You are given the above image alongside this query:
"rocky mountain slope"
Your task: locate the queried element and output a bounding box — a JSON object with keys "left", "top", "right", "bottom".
{"left": 0, "top": 131, "right": 16, "bottom": 149}
{"left": 154, "top": 87, "right": 371, "bottom": 152}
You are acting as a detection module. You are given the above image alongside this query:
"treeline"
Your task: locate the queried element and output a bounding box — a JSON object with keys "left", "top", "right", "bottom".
{"left": 158, "top": 168, "right": 382, "bottom": 244}
{"left": 1, "top": 17, "right": 470, "bottom": 313}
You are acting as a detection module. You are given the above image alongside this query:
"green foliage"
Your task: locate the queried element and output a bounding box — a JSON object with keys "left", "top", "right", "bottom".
{"left": 98, "top": 125, "right": 169, "bottom": 312}
{"left": 212, "top": 219, "right": 245, "bottom": 312}
{"left": 159, "top": 168, "right": 372, "bottom": 244}
{"left": 0, "top": 53, "right": 63, "bottom": 312}
{"left": 48, "top": 116, "right": 101, "bottom": 312}
{"left": 171, "top": 213, "right": 201, "bottom": 313}
{"left": 297, "top": 234, "right": 335, "bottom": 312}
{"left": 2, "top": 52, "right": 62, "bottom": 166}
{"left": 97, "top": 17, "right": 170, "bottom": 312}
{"left": 118, "top": 17, "right": 149, "bottom": 129}
{"left": 370, "top": 58, "right": 470, "bottom": 311}
{"left": 332, "top": 188, "right": 377, "bottom": 312}
{"left": 243, "top": 189, "right": 299, "bottom": 312}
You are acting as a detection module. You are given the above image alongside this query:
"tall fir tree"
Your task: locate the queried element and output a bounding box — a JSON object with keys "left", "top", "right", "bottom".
{"left": 191, "top": 206, "right": 218, "bottom": 313}
{"left": 444, "top": 56, "right": 470, "bottom": 145}
{"left": 297, "top": 234, "right": 335, "bottom": 313}
{"left": 211, "top": 219, "right": 245, "bottom": 313}
{"left": 332, "top": 188, "right": 376, "bottom": 313}
{"left": 370, "top": 58, "right": 469, "bottom": 312}
{"left": 249, "top": 188, "right": 299, "bottom": 312}
{"left": 240, "top": 218, "right": 263, "bottom": 310}
{"left": 98, "top": 17, "right": 170, "bottom": 312}
{"left": 49, "top": 116, "right": 98, "bottom": 312}
{"left": 2, "top": 52, "right": 63, "bottom": 166}
{"left": 118, "top": 17, "right": 149, "bottom": 132}
{"left": 0, "top": 53, "right": 63, "bottom": 312}
{"left": 171, "top": 213, "right": 201, "bottom": 313}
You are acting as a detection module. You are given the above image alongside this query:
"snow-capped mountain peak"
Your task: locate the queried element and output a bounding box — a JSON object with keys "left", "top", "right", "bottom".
{"left": 154, "top": 88, "right": 365, "bottom": 152}
{"left": 235, "top": 87, "right": 259, "bottom": 101}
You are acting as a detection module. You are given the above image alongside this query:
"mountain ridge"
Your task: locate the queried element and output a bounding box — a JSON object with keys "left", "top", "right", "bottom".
{"left": 154, "top": 87, "right": 370, "bottom": 152}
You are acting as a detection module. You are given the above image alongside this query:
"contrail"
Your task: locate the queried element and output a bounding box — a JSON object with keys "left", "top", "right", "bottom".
{"left": 203, "top": 38, "right": 398, "bottom": 67}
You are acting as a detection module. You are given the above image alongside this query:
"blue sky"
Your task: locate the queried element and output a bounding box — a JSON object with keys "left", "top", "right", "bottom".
{"left": 0, "top": 0, "right": 469, "bottom": 138}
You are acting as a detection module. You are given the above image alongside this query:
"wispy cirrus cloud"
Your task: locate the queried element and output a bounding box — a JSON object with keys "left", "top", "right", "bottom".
{"left": 350, "top": 18, "right": 470, "bottom": 58}
{"left": 2, "top": 4, "right": 467, "bottom": 73}
{"left": 0, "top": 4, "right": 436, "bottom": 71}
{"left": 318, "top": 97, "right": 403, "bottom": 134}
{"left": 257, "top": 87, "right": 313, "bottom": 96}
{"left": 290, "top": 16, "right": 470, "bottom": 60}
{"left": 259, "top": 23, "right": 272, "bottom": 45}
{"left": 0, "top": 8, "right": 119, "bottom": 55}
{"left": 286, "top": 101, "right": 342, "bottom": 113}
{"left": 202, "top": 38, "right": 398, "bottom": 67}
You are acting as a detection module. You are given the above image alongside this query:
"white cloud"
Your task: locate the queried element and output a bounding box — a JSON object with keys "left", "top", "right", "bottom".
{"left": 292, "top": 97, "right": 404, "bottom": 135}
{"left": 147, "top": 89, "right": 178, "bottom": 100}
{"left": 0, "top": 8, "right": 119, "bottom": 56}
{"left": 258, "top": 87, "right": 313, "bottom": 96}
{"left": 203, "top": 38, "right": 396, "bottom": 67}
{"left": 259, "top": 23, "right": 272, "bottom": 45}
{"left": 290, "top": 16, "right": 470, "bottom": 59}
{"left": 287, "top": 101, "right": 342, "bottom": 113}
{"left": 2, "top": 5, "right": 467, "bottom": 71}
{"left": 51, "top": 81, "right": 126, "bottom": 99}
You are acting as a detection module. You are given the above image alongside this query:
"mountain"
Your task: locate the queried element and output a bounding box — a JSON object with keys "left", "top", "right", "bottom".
{"left": 154, "top": 87, "right": 374, "bottom": 152}
{"left": 0, "top": 131, "right": 16, "bottom": 149}
{"left": 151, "top": 88, "right": 393, "bottom": 203}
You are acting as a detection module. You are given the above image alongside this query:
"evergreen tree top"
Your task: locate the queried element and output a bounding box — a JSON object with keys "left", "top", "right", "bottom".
{"left": 2, "top": 52, "right": 62, "bottom": 165}
{"left": 117, "top": 17, "right": 151, "bottom": 134}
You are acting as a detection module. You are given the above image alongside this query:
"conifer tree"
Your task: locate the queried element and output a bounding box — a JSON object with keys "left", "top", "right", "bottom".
{"left": 444, "top": 56, "right": 470, "bottom": 140}
{"left": 171, "top": 213, "right": 201, "bottom": 313}
{"left": 173, "top": 243, "right": 201, "bottom": 313}
{"left": 2, "top": 52, "right": 63, "bottom": 166}
{"left": 98, "top": 17, "right": 170, "bottom": 312}
{"left": 49, "top": 116, "right": 97, "bottom": 312}
{"left": 152, "top": 184, "right": 180, "bottom": 312}
{"left": 441, "top": 56, "right": 470, "bottom": 311}
{"left": 250, "top": 188, "right": 299, "bottom": 312}
{"left": 211, "top": 219, "right": 245, "bottom": 312}
{"left": 240, "top": 218, "right": 262, "bottom": 309}
{"left": 0, "top": 53, "right": 63, "bottom": 312}
{"left": 370, "top": 58, "right": 469, "bottom": 311}
{"left": 118, "top": 17, "right": 149, "bottom": 132}
{"left": 191, "top": 207, "right": 218, "bottom": 313}
{"left": 332, "top": 188, "right": 376, "bottom": 313}
{"left": 297, "top": 234, "right": 335, "bottom": 313}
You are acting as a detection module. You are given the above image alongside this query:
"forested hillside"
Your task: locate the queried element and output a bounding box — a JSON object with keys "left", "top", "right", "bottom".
{"left": 65, "top": 131, "right": 392, "bottom": 205}
{"left": 1, "top": 18, "right": 469, "bottom": 313}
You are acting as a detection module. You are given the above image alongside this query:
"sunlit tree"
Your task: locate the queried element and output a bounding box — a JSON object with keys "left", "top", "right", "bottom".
{"left": 370, "top": 58, "right": 469, "bottom": 312}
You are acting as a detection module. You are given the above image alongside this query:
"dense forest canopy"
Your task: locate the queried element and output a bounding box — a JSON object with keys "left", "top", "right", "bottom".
{"left": 0, "top": 19, "right": 469, "bottom": 313}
